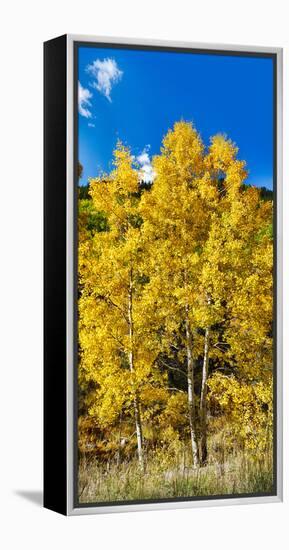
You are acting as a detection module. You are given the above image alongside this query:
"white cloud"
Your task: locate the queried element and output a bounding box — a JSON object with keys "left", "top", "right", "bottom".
{"left": 137, "top": 147, "right": 155, "bottom": 183}
{"left": 137, "top": 151, "right": 150, "bottom": 165}
{"left": 78, "top": 81, "right": 92, "bottom": 118}
{"left": 86, "top": 58, "right": 123, "bottom": 102}
{"left": 88, "top": 122, "right": 95, "bottom": 128}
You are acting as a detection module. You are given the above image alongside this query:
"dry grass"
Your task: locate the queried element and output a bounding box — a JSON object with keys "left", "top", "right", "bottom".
{"left": 78, "top": 449, "right": 273, "bottom": 504}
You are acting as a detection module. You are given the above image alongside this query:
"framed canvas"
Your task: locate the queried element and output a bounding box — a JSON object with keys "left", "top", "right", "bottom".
{"left": 44, "top": 34, "right": 283, "bottom": 515}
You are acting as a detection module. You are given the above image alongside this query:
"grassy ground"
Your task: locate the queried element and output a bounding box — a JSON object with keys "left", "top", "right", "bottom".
{"left": 78, "top": 450, "right": 273, "bottom": 504}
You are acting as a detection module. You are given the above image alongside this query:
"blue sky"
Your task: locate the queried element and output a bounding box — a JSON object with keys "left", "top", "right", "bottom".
{"left": 78, "top": 46, "right": 274, "bottom": 189}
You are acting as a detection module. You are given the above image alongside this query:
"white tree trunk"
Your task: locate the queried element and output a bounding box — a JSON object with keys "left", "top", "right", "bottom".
{"left": 200, "top": 326, "right": 210, "bottom": 465}
{"left": 128, "top": 268, "right": 144, "bottom": 469}
{"left": 185, "top": 303, "right": 199, "bottom": 469}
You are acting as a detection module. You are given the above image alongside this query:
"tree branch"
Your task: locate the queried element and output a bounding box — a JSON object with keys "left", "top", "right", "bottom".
{"left": 159, "top": 359, "right": 187, "bottom": 378}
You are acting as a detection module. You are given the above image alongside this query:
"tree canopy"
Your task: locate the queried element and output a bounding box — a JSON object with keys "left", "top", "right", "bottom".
{"left": 78, "top": 121, "right": 273, "bottom": 474}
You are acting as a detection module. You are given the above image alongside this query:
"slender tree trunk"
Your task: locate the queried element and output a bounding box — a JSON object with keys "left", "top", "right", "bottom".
{"left": 128, "top": 267, "right": 144, "bottom": 469}
{"left": 185, "top": 303, "right": 199, "bottom": 469}
{"left": 200, "top": 326, "right": 210, "bottom": 465}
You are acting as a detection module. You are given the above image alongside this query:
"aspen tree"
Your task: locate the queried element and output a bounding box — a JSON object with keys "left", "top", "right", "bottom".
{"left": 79, "top": 142, "right": 165, "bottom": 467}
{"left": 140, "top": 122, "right": 207, "bottom": 467}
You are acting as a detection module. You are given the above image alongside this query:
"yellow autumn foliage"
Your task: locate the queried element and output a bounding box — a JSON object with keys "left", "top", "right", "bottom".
{"left": 78, "top": 121, "right": 273, "bottom": 469}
